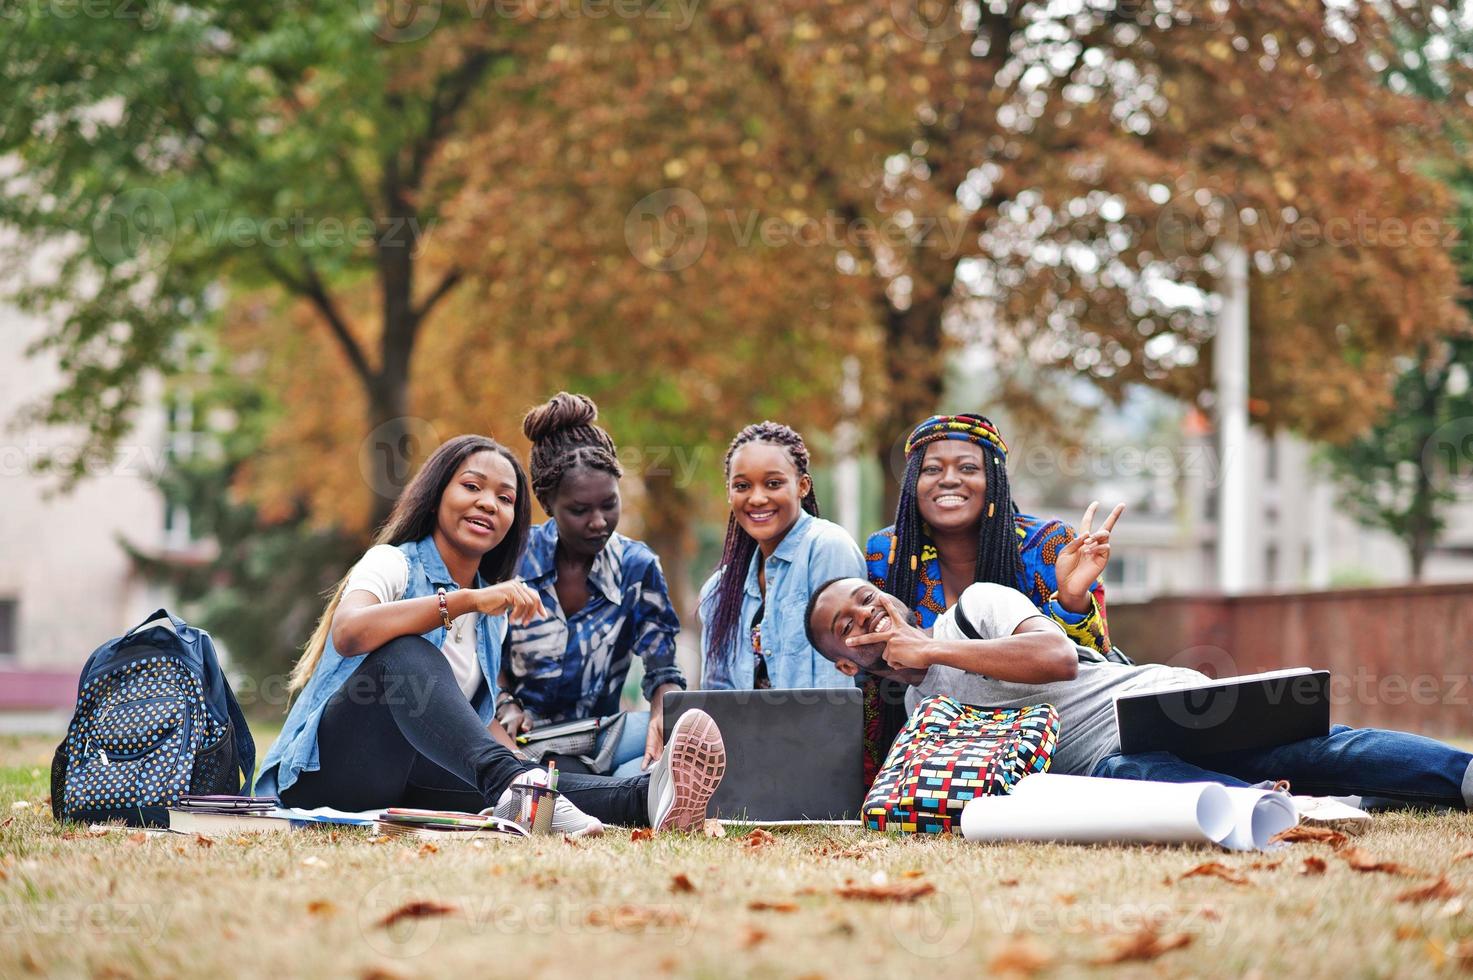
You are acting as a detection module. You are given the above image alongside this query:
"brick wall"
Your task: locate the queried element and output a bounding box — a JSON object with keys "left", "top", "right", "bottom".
{"left": 1109, "top": 583, "right": 1473, "bottom": 738}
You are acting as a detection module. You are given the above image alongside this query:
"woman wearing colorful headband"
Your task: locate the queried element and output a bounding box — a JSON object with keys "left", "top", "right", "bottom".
{"left": 861, "top": 413, "right": 1125, "bottom": 776}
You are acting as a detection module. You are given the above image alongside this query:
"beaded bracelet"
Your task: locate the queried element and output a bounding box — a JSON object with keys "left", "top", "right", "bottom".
{"left": 435, "top": 587, "right": 452, "bottom": 630}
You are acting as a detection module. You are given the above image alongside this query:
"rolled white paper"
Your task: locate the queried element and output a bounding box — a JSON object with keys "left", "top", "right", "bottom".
{"left": 959, "top": 773, "right": 1234, "bottom": 846}
{"left": 1217, "top": 788, "right": 1298, "bottom": 851}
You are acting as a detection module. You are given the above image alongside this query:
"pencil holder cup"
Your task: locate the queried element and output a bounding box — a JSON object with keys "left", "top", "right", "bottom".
{"left": 508, "top": 784, "right": 559, "bottom": 834}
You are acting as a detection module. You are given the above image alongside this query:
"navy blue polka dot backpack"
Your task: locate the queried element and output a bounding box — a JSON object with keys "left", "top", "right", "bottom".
{"left": 50, "top": 610, "right": 256, "bottom": 827}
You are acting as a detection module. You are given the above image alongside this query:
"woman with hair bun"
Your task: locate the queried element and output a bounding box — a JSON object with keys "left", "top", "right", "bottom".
{"left": 498, "top": 393, "right": 687, "bottom": 777}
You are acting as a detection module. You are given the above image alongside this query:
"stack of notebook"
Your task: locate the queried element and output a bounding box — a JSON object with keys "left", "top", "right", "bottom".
{"left": 166, "top": 795, "right": 289, "bottom": 835}
{"left": 374, "top": 808, "right": 528, "bottom": 840}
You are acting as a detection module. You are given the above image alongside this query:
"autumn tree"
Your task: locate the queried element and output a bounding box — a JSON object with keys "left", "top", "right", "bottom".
{"left": 465, "top": 1, "right": 1467, "bottom": 513}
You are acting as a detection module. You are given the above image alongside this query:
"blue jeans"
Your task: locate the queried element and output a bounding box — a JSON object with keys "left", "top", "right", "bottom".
{"left": 597, "top": 710, "right": 652, "bottom": 778}
{"left": 1092, "top": 725, "right": 1473, "bottom": 809}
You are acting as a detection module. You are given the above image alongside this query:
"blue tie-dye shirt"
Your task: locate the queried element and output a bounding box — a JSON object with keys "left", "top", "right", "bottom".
{"left": 506, "top": 520, "right": 685, "bottom": 723}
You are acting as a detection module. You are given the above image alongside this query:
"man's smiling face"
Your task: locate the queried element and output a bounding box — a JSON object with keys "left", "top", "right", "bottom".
{"left": 807, "top": 578, "right": 929, "bottom": 685}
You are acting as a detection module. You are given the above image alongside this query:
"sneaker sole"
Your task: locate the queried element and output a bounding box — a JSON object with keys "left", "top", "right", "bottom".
{"left": 654, "top": 709, "right": 726, "bottom": 832}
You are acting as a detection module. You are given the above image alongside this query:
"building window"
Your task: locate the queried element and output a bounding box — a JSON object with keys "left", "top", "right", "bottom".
{"left": 0, "top": 598, "right": 16, "bottom": 660}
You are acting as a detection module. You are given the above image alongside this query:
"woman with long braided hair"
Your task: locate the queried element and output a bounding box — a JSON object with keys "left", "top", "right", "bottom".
{"left": 860, "top": 413, "right": 1126, "bottom": 779}
{"left": 699, "top": 421, "right": 866, "bottom": 689}
{"left": 498, "top": 393, "right": 686, "bottom": 777}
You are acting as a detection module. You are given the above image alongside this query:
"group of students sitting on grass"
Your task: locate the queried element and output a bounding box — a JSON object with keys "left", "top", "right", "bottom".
{"left": 255, "top": 395, "right": 1473, "bottom": 837}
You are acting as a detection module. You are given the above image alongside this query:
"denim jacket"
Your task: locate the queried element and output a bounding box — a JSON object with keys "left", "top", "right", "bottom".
{"left": 698, "top": 512, "right": 866, "bottom": 690}
{"left": 255, "top": 536, "right": 506, "bottom": 798}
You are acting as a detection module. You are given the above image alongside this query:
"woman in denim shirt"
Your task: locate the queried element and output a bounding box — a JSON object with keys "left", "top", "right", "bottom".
{"left": 498, "top": 394, "right": 686, "bottom": 777}
{"left": 698, "top": 422, "right": 866, "bottom": 690}
{"left": 256, "top": 435, "right": 727, "bottom": 835}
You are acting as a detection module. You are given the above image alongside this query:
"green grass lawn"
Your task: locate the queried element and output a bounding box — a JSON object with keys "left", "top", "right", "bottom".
{"left": 6, "top": 730, "right": 1473, "bottom": 978}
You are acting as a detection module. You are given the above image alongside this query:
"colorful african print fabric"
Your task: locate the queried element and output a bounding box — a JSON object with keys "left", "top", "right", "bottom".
{"left": 864, "top": 511, "right": 1111, "bottom": 654}
{"left": 863, "top": 696, "right": 1058, "bottom": 834}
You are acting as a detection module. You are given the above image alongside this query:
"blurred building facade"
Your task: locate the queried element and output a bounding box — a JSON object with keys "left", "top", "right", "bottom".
{"left": 0, "top": 239, "right": 180, "bottom": 705}
{"left": 1006, "top": 399, "right": 1473, "bottom": 604}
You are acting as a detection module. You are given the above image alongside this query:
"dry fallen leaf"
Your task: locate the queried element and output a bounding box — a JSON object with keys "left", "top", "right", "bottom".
{"left": 835, "top": 881, "right": 936, "bottom": 903}
{"left": 1094, "top": 928, "right": 1193, "bottom": 964}
{"left": 1247, "top": 859, "right": 1282, "bottom": 871}
{"left": 703, "top": 819, "right": 726, "bottom": 839}
{"left": 743, "top": 926, "right": 768, "bottom": 948}
{"left": 1454, "top": 850, "right": 1473, "bottom": 863}
{"left": 1342, "top": 848, "right": 1417, "bottom": 876}
{"left": 988, "top": 937, "right": 1054, "bottom": 976}
{"left": 585, "top": 905, "right": 687, "bottom": 930}
{"left": 748, "top": 900, "right": 799, "bottom": 913}
{"left": 376, "top": 901, "right": 457, "bottom": 929}
{"left": 744, "top": 829, "right": 776, "bottom": 849}
{"left": 901, "top": 869, "right": 926, "bottom": 879}
{"left": 360, "top": 968, "right": 406, "bottom": 980}
{"left": 1057, "top": 892, "right": 1078, "bottom": 905}
{"left": 1397, "top": 877, "right": 1459, "bottom": 903}
{"left": 998, "top": 877, "right": 1020, "bottom": 887}
{"left": 417, "top": 842, "right": 439, "bottom": 857}
{"left": 670, "top": 873, "right": 697, "bottom": 894}
{"left": 1180, "top": 861, "right": 1250, "bottom": 885}
{"left": 1300, "top": 856, "right": 1328, "bottom": 876}
{"left": 194, "top": 834, "right": 214, "bottom": 848}
{"left": 307, "top": 899, "right": 338, "bottom": 917}
{"left": 1271, "top": 825, "right": 1348, "bottom": 849}
{"left": 126, "top": 832, "right": 147, "bottom": 846}
{"left": 630, "top": 828, "right": 654, "bottom": 842}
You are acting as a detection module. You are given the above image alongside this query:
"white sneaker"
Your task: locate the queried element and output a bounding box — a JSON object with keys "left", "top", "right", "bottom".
{"left": 1294, "top": 795, "right": 1371, "bottom": 835}
{"left": 647, "top": 708, "right": 726, "bottom": 832}
{"left": 488, "top": 769, "right": 605, "bottom": 838}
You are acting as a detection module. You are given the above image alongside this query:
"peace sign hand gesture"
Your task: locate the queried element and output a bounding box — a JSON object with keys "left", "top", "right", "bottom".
{"left": 1053, "top": 501, "right": 1125, "bottom": 615}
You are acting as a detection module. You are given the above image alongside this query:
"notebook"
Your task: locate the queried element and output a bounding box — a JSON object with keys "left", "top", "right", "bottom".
{"left": 662, "top": 688, "right": 865, "bottom": 821}
{"left": 1114, "top": 667, "right": 1331, "bottom": 756}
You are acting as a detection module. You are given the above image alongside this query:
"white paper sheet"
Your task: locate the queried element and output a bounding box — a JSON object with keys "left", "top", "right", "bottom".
{"left": 959, "top": 773, "right": 1235, "bottom": 847}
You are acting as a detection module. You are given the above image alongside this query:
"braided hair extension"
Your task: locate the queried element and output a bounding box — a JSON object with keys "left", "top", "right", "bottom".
{"left": 704, "top": 421, "right": 821, "bottom": 680}
{"left": 884, "top": 414, "right": 1022, "bottom": 612}
{"left": 522, "top": 392, "right": 624, "bottom": 513}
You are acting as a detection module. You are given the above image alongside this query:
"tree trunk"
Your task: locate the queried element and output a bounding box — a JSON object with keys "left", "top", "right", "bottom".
{"left": 873, "top": 298, "right": 951, "bottom": 520}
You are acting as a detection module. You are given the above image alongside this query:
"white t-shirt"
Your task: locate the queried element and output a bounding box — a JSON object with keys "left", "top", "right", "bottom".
{"left": 343, "top": 545, "right": 486, "bottom": 700}
{"left": 906, "top": 583, "right": 1207, "bottom": 777}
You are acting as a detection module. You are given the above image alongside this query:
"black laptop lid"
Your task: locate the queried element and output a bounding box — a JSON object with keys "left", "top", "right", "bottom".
{"left": 663, "top": 688, "right": 865, "bottom": 821}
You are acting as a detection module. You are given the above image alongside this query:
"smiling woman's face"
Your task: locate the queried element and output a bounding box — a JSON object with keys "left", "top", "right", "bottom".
{"left": 727, "top": 441, "right": 809, "bottom": 552}
{"left": 914, "top": 440, "right": 988, "bottom": 533}
{"left": 436, "top": 450, "right": 517, "bottom": 558}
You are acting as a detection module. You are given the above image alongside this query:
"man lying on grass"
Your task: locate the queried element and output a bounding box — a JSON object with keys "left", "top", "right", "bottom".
{"left": 805, "top": 577, "right": 1473, "bottom": 808}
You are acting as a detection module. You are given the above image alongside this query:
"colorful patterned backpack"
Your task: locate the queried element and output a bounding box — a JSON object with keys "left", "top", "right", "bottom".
{"left": 50, "top": 610, "right": 255, "bottom": 827}
{"left": 863, "top": 696, "right": 1058, "bottom": 834}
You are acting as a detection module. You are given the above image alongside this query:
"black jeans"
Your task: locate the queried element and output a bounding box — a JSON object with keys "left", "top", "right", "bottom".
{"left": 280, "top": 635, "right": 652, "bottom": 826}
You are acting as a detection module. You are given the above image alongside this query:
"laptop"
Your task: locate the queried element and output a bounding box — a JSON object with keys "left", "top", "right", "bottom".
{"left": 662, "top": 688, "right": 866, "bottom": 821}
{"left": 1114, "top": 667, "right": 1332, "bottom": 756}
